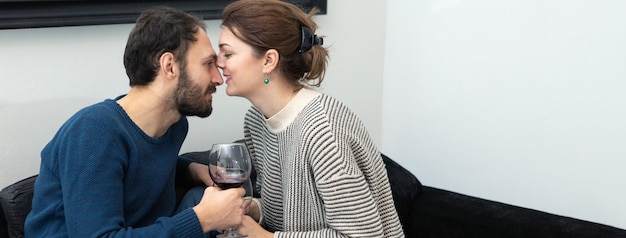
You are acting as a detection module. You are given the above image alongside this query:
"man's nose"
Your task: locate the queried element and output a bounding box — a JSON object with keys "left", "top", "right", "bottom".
{"left": 212, "top": 67, "right": 224, "bottom": 85}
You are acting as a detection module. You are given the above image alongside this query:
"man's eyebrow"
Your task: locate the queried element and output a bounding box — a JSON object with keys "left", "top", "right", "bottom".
{"left": 205, "top": 53, "right": 217, "bottom": 61}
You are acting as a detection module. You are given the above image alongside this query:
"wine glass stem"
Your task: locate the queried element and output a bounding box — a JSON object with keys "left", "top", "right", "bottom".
{"left": 222, "top": 227, "right": 244, "bottom": 237}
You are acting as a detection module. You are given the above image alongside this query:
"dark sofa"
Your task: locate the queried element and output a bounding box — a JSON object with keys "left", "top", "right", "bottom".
{"left": 2, "top": 152, "right": 625, "bottom": 238}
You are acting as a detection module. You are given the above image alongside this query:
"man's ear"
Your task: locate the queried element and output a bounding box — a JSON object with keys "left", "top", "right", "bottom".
{"left": 263, "top": 49, "right": 279, "bottom": 73}
{"left": 159, "top": 52, "right": 177, "bottom": 78}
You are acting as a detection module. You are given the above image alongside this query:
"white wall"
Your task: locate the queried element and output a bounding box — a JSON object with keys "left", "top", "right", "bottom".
{"left": 383, "top": 0, "right": 626, "bottom": 229}
{"left": 0, "top": 0, "right": 386, "bottom": 189}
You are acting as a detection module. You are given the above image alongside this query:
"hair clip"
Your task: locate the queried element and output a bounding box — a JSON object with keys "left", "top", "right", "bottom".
{"left": 298, "top": 26, "right": 323, "bottom": 53}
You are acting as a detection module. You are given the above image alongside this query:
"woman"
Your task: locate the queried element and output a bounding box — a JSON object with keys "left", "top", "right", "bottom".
{"left": 216, "top": 0, "right": 404, "bottom": 237}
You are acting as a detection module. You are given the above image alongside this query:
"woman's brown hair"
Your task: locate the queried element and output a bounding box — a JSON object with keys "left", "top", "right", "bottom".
{"left": 221, "top": 0, "right": 329, "bottom": 87}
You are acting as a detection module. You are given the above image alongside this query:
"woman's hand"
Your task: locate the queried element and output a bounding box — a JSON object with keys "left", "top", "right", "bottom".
{"left": 246, "top": 199, "right": 261, "bottom": 222}
{"left": 236, "top": 215, "right": 273, "bottom": 238}
{"left": 188, "top": 162, "right": 214, "bottom": 186}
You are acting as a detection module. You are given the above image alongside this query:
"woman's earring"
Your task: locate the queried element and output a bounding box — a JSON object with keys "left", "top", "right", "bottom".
{"left": 264, "top": 74, "right": 270, "bottom": 84}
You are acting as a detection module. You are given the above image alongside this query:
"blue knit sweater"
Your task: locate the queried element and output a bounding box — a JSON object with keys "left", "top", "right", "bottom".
{"left": 25, "top": 97, "right": 205, "bottom": 237}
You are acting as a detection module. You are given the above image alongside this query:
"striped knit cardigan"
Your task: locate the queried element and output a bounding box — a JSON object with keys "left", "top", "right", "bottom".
{"left": 243, "top": 88, "right": 404, "bottom": 237}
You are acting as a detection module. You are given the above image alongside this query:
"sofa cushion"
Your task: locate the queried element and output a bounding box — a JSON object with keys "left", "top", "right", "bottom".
{"left": 181, "top": 151, "right": 210, "bottom": 165}
{"left": 0, "top": 175, "right": 37, "bottom": 238}
{"left": 381, "top": 153, "right": 422, "bottom": 228}
{"left": 407, "top": 186, "right": 626, "bottom": 238}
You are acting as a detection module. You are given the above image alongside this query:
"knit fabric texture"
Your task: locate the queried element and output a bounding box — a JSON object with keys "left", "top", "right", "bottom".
{"left": 243, "top": 88, "right": 404, "bottom": 237}
{"left": 24, "top": 97, "right": 203, "bottom": 238}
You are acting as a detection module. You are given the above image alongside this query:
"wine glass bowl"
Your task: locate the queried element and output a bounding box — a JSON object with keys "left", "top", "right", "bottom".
{"left": 208, "top": 143, "right": 252, "bottom": 189}
{"left": 208, "top": 143, "right": 253, "bottom": 238}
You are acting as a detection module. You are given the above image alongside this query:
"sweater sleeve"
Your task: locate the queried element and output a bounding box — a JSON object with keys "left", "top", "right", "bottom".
{"left": 276, "top": 100, "right": 404, "bottom": 238}
{"left": 274, "top": 140, "right": 385, "bottom": 238}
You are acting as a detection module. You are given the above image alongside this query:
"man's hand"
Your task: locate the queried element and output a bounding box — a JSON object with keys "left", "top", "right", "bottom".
{"left": 193, "top": 186, "right": 245, "bottom": 232}
{"left": 188, "top": 162, "right": 214, "bottom": 186}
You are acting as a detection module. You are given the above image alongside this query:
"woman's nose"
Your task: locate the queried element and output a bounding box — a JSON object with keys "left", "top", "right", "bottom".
{"left": 216, "top": 55, "right": 225, "bottom": 69}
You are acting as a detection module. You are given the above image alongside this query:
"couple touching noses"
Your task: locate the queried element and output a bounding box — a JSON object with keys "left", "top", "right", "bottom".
{"left": 25, "top": 0, "right": 404, "bottom": 237}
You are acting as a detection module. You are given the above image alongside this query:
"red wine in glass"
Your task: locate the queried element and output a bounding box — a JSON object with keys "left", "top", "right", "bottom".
{"left": 213, "top": 169, "right": 248, "bottom": 189}
{"left": 208, "top": 143, "right": 253, "bottom": 238}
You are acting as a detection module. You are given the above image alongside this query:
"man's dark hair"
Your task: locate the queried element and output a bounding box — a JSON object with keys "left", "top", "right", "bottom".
{"left": 123, "top": 6, "right": 207, "bottom": 86}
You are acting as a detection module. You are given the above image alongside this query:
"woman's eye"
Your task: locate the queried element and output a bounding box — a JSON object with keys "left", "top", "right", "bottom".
{"left": 223, "top": 53, "right": 232, "bottom": 58}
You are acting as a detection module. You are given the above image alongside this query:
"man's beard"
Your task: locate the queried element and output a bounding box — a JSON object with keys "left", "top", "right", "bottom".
{"left": 174, "top": 68, "right": 214, "bottom": 118}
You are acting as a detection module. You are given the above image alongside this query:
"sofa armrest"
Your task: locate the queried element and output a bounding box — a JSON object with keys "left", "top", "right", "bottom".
{"left": 1, "top": 202, "right": 7, "bottom": 238}
{"left": 0, "top": 175, "right": 37, "bottom": 238}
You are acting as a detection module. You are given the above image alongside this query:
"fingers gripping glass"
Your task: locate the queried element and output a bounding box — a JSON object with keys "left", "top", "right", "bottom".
{"left": 208, "top": 143, "right": 253, "bottom": 238}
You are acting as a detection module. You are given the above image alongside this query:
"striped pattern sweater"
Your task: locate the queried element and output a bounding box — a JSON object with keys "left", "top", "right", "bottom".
{"left": 243, "top": 88, "right": 404, "bottom": 237}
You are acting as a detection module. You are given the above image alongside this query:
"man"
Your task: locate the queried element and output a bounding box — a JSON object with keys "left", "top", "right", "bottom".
{"left": 25, "top": 6, "right": 244, "bottom": 237}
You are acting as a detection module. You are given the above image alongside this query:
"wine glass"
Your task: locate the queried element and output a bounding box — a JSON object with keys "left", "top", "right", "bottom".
{"left": 208, "top": 143, "right": 252, "bottom": 238}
